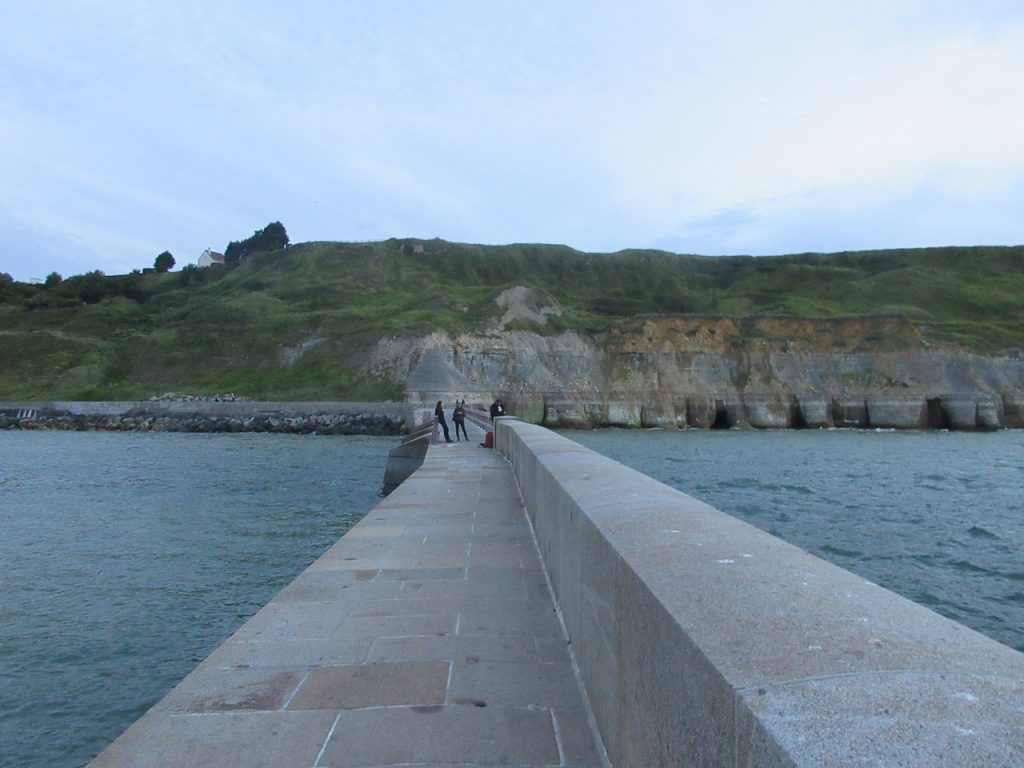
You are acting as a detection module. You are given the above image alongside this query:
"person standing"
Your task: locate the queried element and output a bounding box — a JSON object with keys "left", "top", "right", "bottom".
{"left": 435, "top": 400, "right": 452, "bottom": 443}
{"left": 489, "top": 398, "right": 505, "bottom": 420}
{"left": 452, "top": 399, "right": 468, "bottom": 441}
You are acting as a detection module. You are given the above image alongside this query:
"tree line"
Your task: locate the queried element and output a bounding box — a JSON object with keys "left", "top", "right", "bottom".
{"left": 1, "top": 221, "right": 289, "bottom": 307}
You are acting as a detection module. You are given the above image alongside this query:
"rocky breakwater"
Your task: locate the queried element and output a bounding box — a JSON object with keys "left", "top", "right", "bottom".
{"left": 361, "top": 287, "right": 1024, "bottom": 430}
{"left": 0, "top": 401, "right": 406, "bottom": 435}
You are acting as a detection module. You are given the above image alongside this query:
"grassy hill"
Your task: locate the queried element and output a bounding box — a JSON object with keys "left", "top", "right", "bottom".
{"left": 1, "top": 239, "right": 1022, "bottom": 400}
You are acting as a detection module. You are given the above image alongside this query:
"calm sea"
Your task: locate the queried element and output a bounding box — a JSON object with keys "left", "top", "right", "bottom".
{"left": 1, "top": 429, "right": 1022, "bottom": 768}
{"left": 566, "top": 428, "right": 1024, "bottom": 654}
{"left": 0, "top": 431, "right": 392, "bottom": 768}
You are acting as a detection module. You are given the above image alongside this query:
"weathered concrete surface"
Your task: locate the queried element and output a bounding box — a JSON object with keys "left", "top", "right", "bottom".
{"left": 89, "top": 421, "right": 605, "bottom": 768}
{"left": 793, "top": 394, "right": 832, "bottom": 428}
{"left": 1005, "top": 392, "right": 1024, "bottom": 427}
{"left": 495, "top": 419, "right": 1024, "bottom": 767}
{"left": 743, "top": 393, "right": 794, "bottom": 429}
{"left": 864, "top": 394, "right": 928, "bottom": 429}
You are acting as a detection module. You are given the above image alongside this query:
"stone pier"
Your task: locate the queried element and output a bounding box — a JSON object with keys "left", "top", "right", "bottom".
{"left": 496, "top": 418, "right": 1024, "bottom": 767}
{"left": 86, "top": 416, "right": 1024, "bottom": 767}
{"left": 89, "top": 419, "right": 605, "bottom": 767}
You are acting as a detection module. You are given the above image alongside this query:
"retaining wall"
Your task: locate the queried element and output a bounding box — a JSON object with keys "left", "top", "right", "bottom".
{"left": 494, "top": 418, "right": 1024, "bottom": 767}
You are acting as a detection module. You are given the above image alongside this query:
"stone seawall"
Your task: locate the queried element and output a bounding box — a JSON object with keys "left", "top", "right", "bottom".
{"left": 0, "top": 401, "right": 408, "bottom": 435}
{"left": 541, "top": 390, "right": 1024, "bottom": 430}
{"left": 495, "top": 418, "right": 1024, "bottom": 767}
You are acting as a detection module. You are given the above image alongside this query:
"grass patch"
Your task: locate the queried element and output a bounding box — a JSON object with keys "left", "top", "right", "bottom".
{"left": 2, "top": 241, "right": 1023, "bottom": 398}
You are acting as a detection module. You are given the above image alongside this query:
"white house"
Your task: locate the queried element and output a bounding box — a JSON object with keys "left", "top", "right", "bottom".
{"left": 197, "top": 248, "right": 225, "bottom": 267}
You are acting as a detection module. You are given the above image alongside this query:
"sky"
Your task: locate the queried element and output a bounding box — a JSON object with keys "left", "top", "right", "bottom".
{"left": 2, "top": 1, "right": 1024, "bottom": 281}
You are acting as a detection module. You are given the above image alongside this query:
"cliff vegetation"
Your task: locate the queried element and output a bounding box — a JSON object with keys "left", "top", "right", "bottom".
{"left": 1, "top": 239, "right": 1022, "bottom": 401}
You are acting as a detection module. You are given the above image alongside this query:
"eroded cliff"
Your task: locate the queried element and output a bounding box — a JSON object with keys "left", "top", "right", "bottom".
{"left": 364, "top": 287, "right": 1024, "bottom": 430}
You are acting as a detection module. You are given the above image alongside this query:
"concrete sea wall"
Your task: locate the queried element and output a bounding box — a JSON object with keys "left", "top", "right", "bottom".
{"left": 494, "top": 418, "right": 1024, "bottom": 766}
{"left": 0, "top": 401, "right": 408, "bottom": 435}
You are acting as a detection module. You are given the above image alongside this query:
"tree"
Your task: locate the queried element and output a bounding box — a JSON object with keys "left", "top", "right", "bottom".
{"left": 259, "top": 221, "right": 289, "bottom": 251}
{"left": 0, "top": 272, "right": 19, "bottom": 305}
{"left": 44, "top": 272, "right": 63, "bottom": 287}
{"left": 224, "top": 221, "right": 289, "bottom": 264}
{"left": 154, "top": 251, "right": 176, "bottom": 273}
{"left": 224, "top": 239, "right": 243, "bottom": 264}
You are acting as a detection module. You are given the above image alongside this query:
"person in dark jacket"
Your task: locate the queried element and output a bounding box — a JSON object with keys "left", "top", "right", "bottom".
{"left": 452, "top": 400, "right": 468, "bottom": 441}
{"left": 489, "top": 398, "right": 505, "bottom": 420}
{"left": 435, "top": 400, "right": 452, "bottom": 443}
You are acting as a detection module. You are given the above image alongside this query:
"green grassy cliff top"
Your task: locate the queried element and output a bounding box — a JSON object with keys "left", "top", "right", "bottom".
{"left": 1, "top": 240, "right": 1022, "bottom": 400}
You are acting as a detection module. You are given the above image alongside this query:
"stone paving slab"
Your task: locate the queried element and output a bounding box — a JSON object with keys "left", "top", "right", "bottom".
{"left": 89, "top": 421, "right": 606, "bottom": 768}
{"left": 289, "top": 661, "right": 449, "bottom": 709}
{"left": 320, "top": 706, "right": 561, "bottom": 767}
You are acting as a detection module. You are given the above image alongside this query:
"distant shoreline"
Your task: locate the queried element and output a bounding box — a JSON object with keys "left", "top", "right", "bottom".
{"left": 0, "top": 400, "right": 410, "bottom": 435}
{"left": 3, "top": 396, "right": 1022, "bottom": 432}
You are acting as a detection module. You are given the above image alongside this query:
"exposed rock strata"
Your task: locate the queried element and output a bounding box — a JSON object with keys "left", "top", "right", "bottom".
{"left": 365, "top": 288, "right": 1024, "bottom": 430}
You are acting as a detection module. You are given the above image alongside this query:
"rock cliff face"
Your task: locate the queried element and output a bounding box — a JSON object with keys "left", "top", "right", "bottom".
{"left": 365, "top": 287, "right": 1024, "bottom": 430}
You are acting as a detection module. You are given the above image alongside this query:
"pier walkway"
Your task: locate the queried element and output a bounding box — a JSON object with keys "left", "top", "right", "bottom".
{"left": 90, "top": 420, "right": 605, "bottom": 767}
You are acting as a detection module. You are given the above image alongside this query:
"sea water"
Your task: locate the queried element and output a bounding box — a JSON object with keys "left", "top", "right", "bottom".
{"left": 566, "top": 428, "right": 1024, "bottom": 654}
{"left": 0, "top": 431, "right": 392, "bottom": 768}
{"left": 2, "top": 428, "right": 1022, "bottom": 767}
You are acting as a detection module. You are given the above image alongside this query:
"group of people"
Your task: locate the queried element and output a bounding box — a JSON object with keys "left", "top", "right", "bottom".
{"left": 433, "top": 399, "right": 467, "bottom": 443}
{"left": 433, "top": 398, "right": 506, "bottom": 443}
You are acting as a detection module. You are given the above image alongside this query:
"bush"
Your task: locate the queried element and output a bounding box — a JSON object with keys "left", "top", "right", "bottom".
{"left": 179, "top": 264, "right": 205, "bottom": 286}
{"left": 64, "top": 270, "right": 109, "bottom": 304}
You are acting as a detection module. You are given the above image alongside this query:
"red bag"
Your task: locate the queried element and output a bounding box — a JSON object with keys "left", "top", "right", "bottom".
{"left": 481, "top": 431, "right": 494, "bottom": 448}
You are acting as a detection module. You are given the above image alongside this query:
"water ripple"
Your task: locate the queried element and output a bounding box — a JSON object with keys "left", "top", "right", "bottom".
{"left": 567, "top": 428, "right": 1024, "bottom": 655}
{"left": 0, "top": 431, "right": 391, "bottom": 768}
{"left": 967, "top": 525, "right": 1000, "bottom": 540}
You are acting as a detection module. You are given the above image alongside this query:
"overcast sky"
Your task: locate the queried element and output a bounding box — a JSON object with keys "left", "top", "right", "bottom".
{"left": 2, "top": 1, "right": 1023, "bottom": 281}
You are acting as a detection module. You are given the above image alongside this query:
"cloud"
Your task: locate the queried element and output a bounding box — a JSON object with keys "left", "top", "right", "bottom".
{"left": 656, "top": 168, "right": 1024, "bottom": 256}
{"left": 1, "top": 1, "right": 1023, "bottom": 280}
